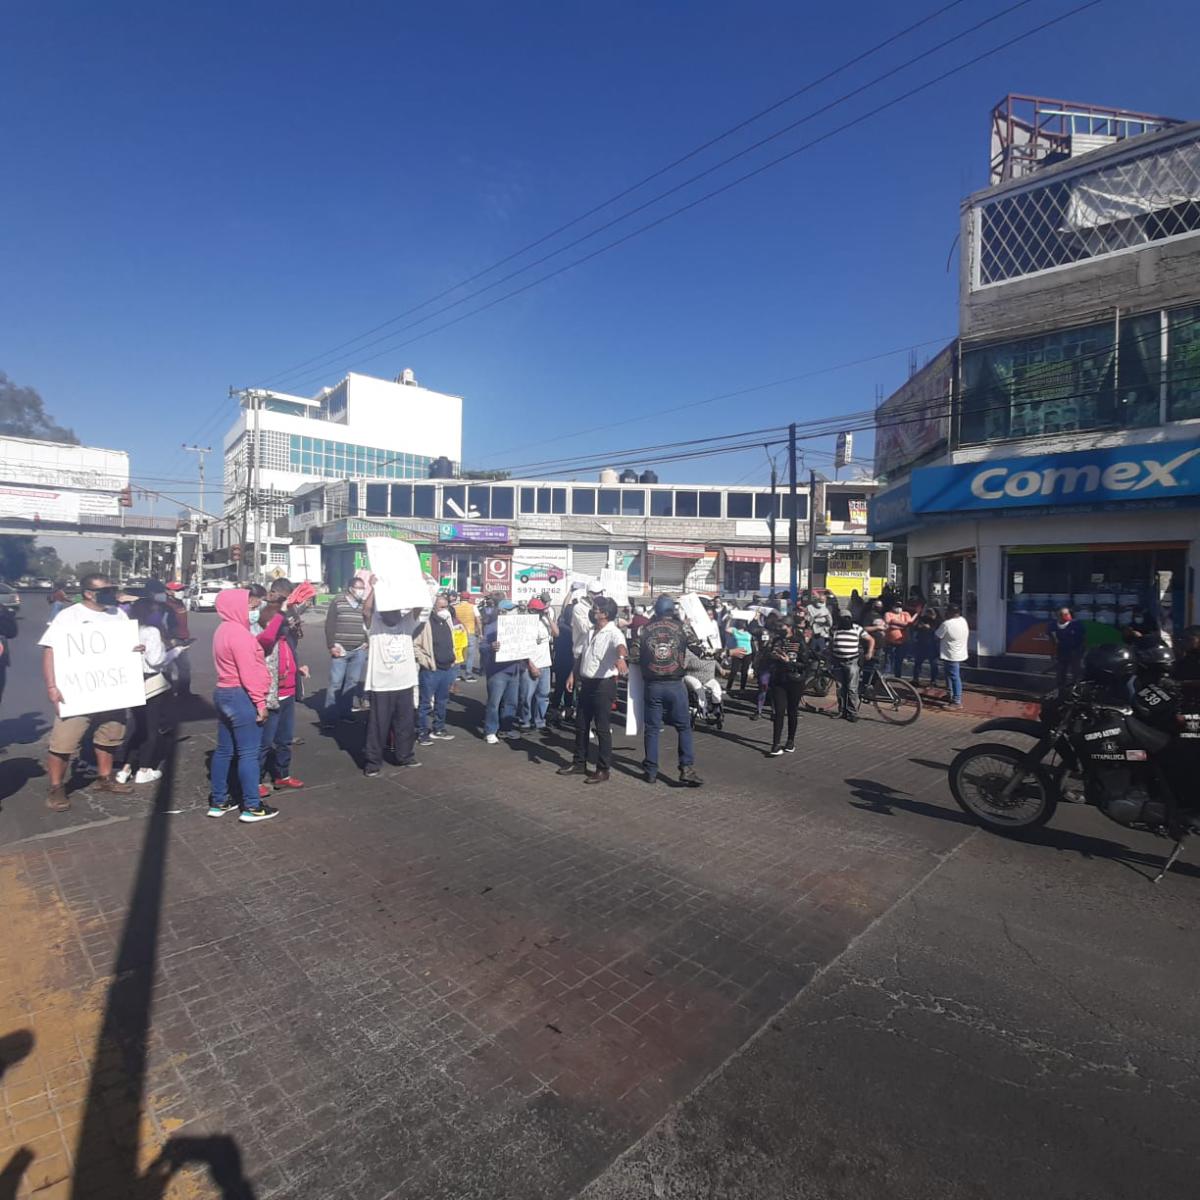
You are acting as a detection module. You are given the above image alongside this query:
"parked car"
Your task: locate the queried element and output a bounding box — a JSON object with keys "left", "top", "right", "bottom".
{"left": 515, "top": 563, "right": 563, "bottom": 585}
{"left": 0, "top": 584, "right": 21, "bottom": 612}
{"left": 33, "top": 578, "right": 52, "bottom": 589}
{"left": 188, "top": 579, "right": 238, "bottom": 611}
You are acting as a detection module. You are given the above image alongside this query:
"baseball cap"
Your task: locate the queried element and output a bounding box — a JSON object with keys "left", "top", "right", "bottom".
{"left": 528, "top": 599, "right": 546, "bottom": 612}
{"left": 499, "top": 599, "right": 516, "bottom": 611}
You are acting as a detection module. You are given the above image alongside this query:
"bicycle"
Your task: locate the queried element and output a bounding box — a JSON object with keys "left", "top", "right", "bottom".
{"left": 802, "top": 656, "right": 922, "bottom": 725}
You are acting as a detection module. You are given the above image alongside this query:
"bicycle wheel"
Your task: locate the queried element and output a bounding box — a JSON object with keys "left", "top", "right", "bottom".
{"left": 871, "top": 675, "right": 922, "bottom": 725}
{"left": 803, "top": 666, "right": 839, "bottom": 714}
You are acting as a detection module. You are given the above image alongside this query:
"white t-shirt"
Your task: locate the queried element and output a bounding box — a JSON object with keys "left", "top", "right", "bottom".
{"left": 366, "top": 612, "right": 418, "bottom": 691}
{"left": 579, "top": 623, "right": 627, "bottom": 679}
{"left": 39, "top": 603, "right": 130, "bottom": 650}
{"left": 936, "top": 615, "right": 970, "bottom": 662}
{"left": 529, "top": 615, "right": 553, "bottom": 670}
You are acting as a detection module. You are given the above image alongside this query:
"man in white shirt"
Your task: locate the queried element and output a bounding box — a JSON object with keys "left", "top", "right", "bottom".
{"left": 362, "top": 582, "right": 420, "bottom": 775}
{"left": 39, "top": 573, "right": 137, "bottom": 811}
{"left": 558, "top": 596, "right": 627, "bottom": 785}
{"left": 936, "top": 603, "right": 970, "bottom": 707}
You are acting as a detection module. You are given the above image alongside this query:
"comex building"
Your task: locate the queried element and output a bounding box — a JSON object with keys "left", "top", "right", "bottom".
{"left": 870, "top": 95, "right": 1200, "bottom": 674}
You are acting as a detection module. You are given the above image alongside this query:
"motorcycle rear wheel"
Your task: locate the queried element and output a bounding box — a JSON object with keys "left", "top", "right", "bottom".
{"left": 949, "top": 743, "right": 1057, "bottom": 833}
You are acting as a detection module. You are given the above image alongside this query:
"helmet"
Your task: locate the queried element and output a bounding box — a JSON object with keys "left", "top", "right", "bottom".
{"left": 1135, "top": 640, "right": 1174, "bottom": 679}
{"left": 1083, "top": 644, "right": 1136, "bottom": 685}
{"left": 652, "top": 595, "right": 676, "bottom": 619}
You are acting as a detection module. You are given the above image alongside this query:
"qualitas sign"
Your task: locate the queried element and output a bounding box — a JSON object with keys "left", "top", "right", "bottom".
{"left": 911, "top": 440, "right": 1200, "bottom": 514}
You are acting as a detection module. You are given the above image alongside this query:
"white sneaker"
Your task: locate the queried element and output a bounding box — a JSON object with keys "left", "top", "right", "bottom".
{"left": 115, "top": 765, "right": 132, "bottom": 784}
{"left": 134, "top": 768, "right": 162, "bottom": 784}
{"left": 485, "top": 733, "right": 499, "bottom": 745}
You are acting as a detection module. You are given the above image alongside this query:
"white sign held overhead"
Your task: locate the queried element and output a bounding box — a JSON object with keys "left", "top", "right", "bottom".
{"left": 495, "top": 613, "right": 541, "bottom": 662}
{"left": 288, "top": 544, "right": 323, "bottom": 584}
{"left": 366, "top": 538, "right": 433, "bottom": 611}
{"left": 678, "top": 593, "right": 721, "bottom": 652}
{"left": 599, "top": 568, "right": 629, "bottom": 607}
{"left": 51, "top": 617, "right": 146, "bottom": 719}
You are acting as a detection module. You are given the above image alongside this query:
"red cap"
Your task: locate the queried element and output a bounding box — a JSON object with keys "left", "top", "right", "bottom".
{"left": 166, "top": 582, "right": 184, "bottom": 591}
{"left": 528, "top": 599, "right": 546, "bottom": 611}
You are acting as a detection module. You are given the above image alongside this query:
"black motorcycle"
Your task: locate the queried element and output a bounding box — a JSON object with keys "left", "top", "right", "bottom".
{"left": 948, "top": 644, "right": 1198, "bottom": 882}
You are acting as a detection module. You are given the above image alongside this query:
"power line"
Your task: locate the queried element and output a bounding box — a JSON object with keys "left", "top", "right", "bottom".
{"left": 268, "top": 0, "right": 1048, "bottom": 395}
{"left": 250, "top": 0, "right": 972, "bottom": 391}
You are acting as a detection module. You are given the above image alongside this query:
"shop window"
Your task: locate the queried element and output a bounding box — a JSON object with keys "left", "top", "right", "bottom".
{"left": 413, "top": 486, "right": 435, "bottom": 518}
{"left": 827, "top": 493, "right": 867, "bottom": 522}
{"left": 442, "top": 486, "right": 466, "bottom": 519}
{"left": 1167, "top": 304, "right": 1200, "bottom": 421}
{"left": 365, "top": 483, "right": 389, "bottom": 517}
{"left": 468, "top": 486, "right": 491, "bottom": 518}
{"left": 727, "top": 492, "right": 753, "bottom": 518}
{"left": 598, "top": 489, "right": 621, "bottom": 516}
{"left": 698, "top": 492, "right": 721, "bottom": 518}
{"left": 650, "top": 490, "right": 673, "bottom": 517}
{"left": 390, "top": 484, "right": 412, "bottom": 517}
{"left": 491, "top": 487, "right": 514, "bottom": 520}
{"left": 519, "top": 487, "right": 536, "bottom": 514}
{"left": 674, "top": 491, "right": 699, "bottom": 518}
{"left": 551, "top": 487, "right": 567, "bottom": 514}
{"left": 571, "top": 488, "right": 596, "bottom": 515}
{"left": 754, "top": 493, "right": 778, "bottom": 520}
{"left": 621, "top": 490, "right": 645, "bottom": 516}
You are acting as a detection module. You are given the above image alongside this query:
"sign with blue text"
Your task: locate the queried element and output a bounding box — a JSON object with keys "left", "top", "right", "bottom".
{"left": 911, "top": 441, "right": 1200, "bottom": 514}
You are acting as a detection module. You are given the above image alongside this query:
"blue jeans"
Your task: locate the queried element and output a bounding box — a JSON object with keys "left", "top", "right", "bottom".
{"left": 519, "top": 668, "right": 551, "bottom": 728}
{"left": 325, "top": 644, "right": 366, "bottom": 720}
{"left": 459, "top": 634, "right": 479, "bottom": 679}
{"left": 943, "top": 659, "right": 962, "bottom": 704}
{"left": 485, "top": 669, "right": 520, "bottom": 736}
{"left": 888, "top": 643, "right": 907, "bottom": 677}
{"left": 418, "top": 666, "right": 457, "bottom": 736}
{"left": 211, "top": 687, "right": 263, "bottom": 808}
{"left": 260, "top": 694, "right": 295, "bottom": 781}
{"left": 643, "top": 679, "right": 694, "bottom": 774}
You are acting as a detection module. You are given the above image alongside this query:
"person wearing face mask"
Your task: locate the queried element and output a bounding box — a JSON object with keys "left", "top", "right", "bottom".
{"left": 38, "top": 573, "right": 137, "bottom": 812}
{"left": 557, "top": 596, "right": 627, "bottom": 785}
{"left": 255, "top": 580, "right": 310, "bottom": 793}
{"left": 361, "top": 579, "right": 421, "bottom": 775}
{"left": 322, "top": 575, "right": 370, "bottom": 728}
{"left": 517, "top": 598, "right": 558, "bottom": 734}
{"left": 414, "top": 593, "right": 461, "bottom": 747}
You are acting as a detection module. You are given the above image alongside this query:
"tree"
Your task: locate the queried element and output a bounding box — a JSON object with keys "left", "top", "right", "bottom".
{"left": 74, "top": 560, "right": 105, "bottom": 581}
{"left": 29, "top": 544, "right": 64, "bottom": 580}
{"left": 0, "top": 372, "right": 80, "bottom": 444}
{"left": 111, "top": 540, "right": 136, "bottom": 572}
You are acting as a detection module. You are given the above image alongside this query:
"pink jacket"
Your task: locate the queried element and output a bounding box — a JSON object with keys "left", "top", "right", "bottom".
{"left": 257, "top": 612, "right": 298, "bottom": 699}
{"left": 213, "top": 589, "right": 270, "bottom": 706}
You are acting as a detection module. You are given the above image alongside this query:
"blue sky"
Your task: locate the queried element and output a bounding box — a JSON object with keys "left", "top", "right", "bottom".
{"left": 3, "top": 0, "right": 1197, "bottom": 541}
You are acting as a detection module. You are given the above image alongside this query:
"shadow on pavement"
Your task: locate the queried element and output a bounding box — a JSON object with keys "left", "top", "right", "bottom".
{"left": 845, "top": 777, "right": 974, "bottom": 825}
{"left": 0, "top": 711, "right": 50, "bottom": 751}
{"left": 0, "top": 758, "right": 45, "bottom": 807}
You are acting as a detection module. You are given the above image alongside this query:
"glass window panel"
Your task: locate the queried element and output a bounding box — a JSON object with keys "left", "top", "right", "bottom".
{"left": 390, "top": 484, "right": 412, "bottom": 517}
{"left": 491, "top": 487, "right": 514, "bottom": 520}
{"left": 442, "top": 485, "right": 466, "bottom": 518}
{"left": 413, "top": 486, "right": 435, "bottom": 518}
{"left": 1167, "top": 304, "right": 1200, "bottom": 421}
{"left": 468, "top": 486, "right": 491, "bottom": 518}
{"left": 673, "top": 491, "right": 698, "bottom": 518}
{"left": 598, "top": 489, "right": 620, "bottom": 516}
{"left": 551, "top": 488, "right": 567, "bottom": 514}
{"left": 621, "top": 489, "right": 645, "bottom": 516}
{"left": 650, "top": 490, "right": 673, "bottom": 517}
{"left": 365, "top": 484, "right": 388, "bottom": 516}
{"left": 698, "top": 492, "right": 720, "bottom": 518}
{"left": 755, "top": 493, "right": 778, "bottom": 520}
{"left": 571, "top": 488, "right": 596, "bottom": 515}
{"left": 727, "top": 491, "right": 753, "bottom": 518}
{"left": 520, "top": 486, "right": 536, "bottom": 514}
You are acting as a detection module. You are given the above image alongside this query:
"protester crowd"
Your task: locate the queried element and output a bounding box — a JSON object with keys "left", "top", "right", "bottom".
{"left": 33, "top": 567, "right": 1190, "bottom": 825}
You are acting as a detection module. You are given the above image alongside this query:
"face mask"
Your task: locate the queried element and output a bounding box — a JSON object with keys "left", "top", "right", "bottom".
{"left": 349, "top": 590, "right": 364, "bottom": 606}
{"left": 94, "top": 588, "right": 118, "bottom": 607}
{"left": 436, "top": 608, "right": 452, "bottom": 621}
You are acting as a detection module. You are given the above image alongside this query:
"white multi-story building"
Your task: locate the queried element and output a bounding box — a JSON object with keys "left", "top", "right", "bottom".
{"left": 214, "top": 370, "right": 463, "bottom": 574}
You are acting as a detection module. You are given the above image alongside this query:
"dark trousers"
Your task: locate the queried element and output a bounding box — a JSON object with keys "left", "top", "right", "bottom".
{"left": 911, "top": 640, "right": 939, "bottom": 685}
{"left": 643, "top": 679, "right": 694, "bottom": 774}
{"left": 550, "top": 648, "right": 575, "bottom": 712}
{"left": 127, "top": 690, "right": 170, "bottom": 772}
{"left": 574, "top": 676, "right": 616, "bottom": 771}
{"left": 1056, "top": 650, "right": 1083, "bottom": 690}
{"left": 769, "top": 676, "right": 804, "bottom": 747}
{"left": 260, "top": 694, "right": 296, "bottom": 781}
{"left": 729, "top": 654, "right": 751, "bottom": 692}
{"left": 365, "top": 687, "right": 416, "bottom": 768}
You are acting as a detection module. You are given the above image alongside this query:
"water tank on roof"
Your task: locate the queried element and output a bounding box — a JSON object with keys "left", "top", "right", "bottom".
{"left": 619, "top": 469, "right": 639, "bottom": 484}
{"left": 429, "top": 456, "right": 455, "bottom": 479}
{"left": 396, "top": 368, "right": 418, "bottom": 386}
{"left": 599, "top": 467, "right": 619, "bottom": 485}
{"left": 639, "top": 470, "right": 659, "bottom": 485}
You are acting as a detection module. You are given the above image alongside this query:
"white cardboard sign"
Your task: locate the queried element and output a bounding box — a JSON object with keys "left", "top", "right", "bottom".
{"left": 599, "top": 568, "right": 629, "bottom": 608}
{"left": 53, "top": 616, "right": 147, "bottom": 718}
{"left": 496, "top": 613, "right": 541, "bottom": 662}
{"left": 678, "top": 593, "right": 721, "bottom": 652}
{"left": 366, "top": 538, "right": 433, "bottom": 611}
{"left": 624, "top": 663, "right": 643, "bottom": 737}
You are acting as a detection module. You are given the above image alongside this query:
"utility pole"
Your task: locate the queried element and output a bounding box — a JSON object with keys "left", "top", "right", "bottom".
{"left": 787, "top": 422, "right": 799, "bottom": 608}
{"left": 807, "top": 467, "right": 819, "bottom": 594}
{"left": 767, "top": 449, "right": 777, "bottom": 596}
{"left": 182, "top": 443, "right": 211, "bottom": 587}
{"left": 251, "top": 391, "right": 262, "bottom": 584}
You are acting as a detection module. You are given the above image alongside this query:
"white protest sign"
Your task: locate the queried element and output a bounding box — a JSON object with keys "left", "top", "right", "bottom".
{"left": 730, "top": 608, "right": 756, "bottom": 621}
{"left": 496, "top": 613, "right": 542, "bottom": 662}
{"left": 678, "top": 593, "right": 721, "bottom": 652}
{"left": 599, "top": 568, "right": 629, "bottom": 608}
{"left": 568, "top": 574, "right": 600, "bottom": 594}
{"left": 53, "top": 614, "right": 146, "bottom": 718}
{"left": 625, "top": 663, "right": 643, "bottom": 737}
{"left": 366, "top": 538, "right": 433, "bottom": 611}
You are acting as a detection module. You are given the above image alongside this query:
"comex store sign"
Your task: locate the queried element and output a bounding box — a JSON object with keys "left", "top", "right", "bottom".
{"left": 911, "top": 441, "right": 1200, "bottom": 514}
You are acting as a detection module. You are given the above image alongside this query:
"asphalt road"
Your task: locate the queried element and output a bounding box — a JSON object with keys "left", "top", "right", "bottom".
{"left": 0, "top": 605, "right": 1198, "bottom": 1199}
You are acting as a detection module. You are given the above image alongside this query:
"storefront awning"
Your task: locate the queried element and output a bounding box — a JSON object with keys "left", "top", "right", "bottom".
{"left": 724, "top": 548, "right": 782, "bottom": 563}
{"left": 648, "top": 543, "right": 702, "bottom": 559}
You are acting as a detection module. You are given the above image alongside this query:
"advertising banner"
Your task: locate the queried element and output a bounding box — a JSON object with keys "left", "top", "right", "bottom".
{"left": 0, "top": 486, "right": 81, "bottom": 522}
{"left": 873, "top": 343, "right": 955, "bottom": 479}
{"left": 511, "top": 547, "right": 569, "bottom": 604}
{"left": 438, "top": 522, "right": 510, "bottom": 544}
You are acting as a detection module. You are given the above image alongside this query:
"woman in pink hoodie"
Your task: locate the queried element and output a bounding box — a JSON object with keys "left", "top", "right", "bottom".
{"left": 208, "top": 588, "right": 277, "bottom": 823}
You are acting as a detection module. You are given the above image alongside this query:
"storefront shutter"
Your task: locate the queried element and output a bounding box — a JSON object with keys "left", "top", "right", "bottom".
{"left": 649, "top": 553, "right": 690, "bottom": 592}
{"left": 571, "top": 545, "right": 608, "bottom": 579}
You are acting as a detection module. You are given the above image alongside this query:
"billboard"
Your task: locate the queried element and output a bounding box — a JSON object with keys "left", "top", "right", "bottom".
{"left": 0, "top": 435, "right": 129, "bottom": 492}
{"left": 512, "top": 547, "right": 570, "bottom": 604}
{"left": 873, "top": 343, "right": 955, "bottom": 480}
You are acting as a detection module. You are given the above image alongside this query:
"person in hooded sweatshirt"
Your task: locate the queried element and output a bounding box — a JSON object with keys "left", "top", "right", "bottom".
{"left": 208, "top": 588, "right": 277, "bottom": 822}
{"left": 255, "top": 580, "right": 308, "bottom": 793}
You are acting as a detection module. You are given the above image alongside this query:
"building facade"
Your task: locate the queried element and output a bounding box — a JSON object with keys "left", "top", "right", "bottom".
{"left": 871, "top": 105, "right": 1200, "bottom": 669}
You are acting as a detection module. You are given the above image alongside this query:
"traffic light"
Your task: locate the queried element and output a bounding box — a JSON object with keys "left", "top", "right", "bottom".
{"left": 231, "top": 545, "right": 243, "bottom": 562}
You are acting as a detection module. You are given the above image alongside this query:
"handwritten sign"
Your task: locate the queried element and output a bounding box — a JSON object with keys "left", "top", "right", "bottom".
{"left": 54, "top": 616, "right": 146, "bottom": 718}
{"left": 495, "top": 613, "right": 541, "bottom": 662}
{"left": 599, "top": 568, "right": 629, "bottom": 608}
{"left": 366, "top": 538, "right": 433, "bottom": 611}
{"left": 678, "top": 593, "right": 721, "bottom": 653}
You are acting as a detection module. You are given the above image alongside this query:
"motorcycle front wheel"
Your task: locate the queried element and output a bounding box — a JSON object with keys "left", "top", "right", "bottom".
{"left": 948, "top": 743, "right": 1058, "bottom": 833}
